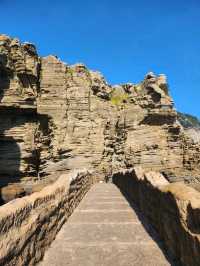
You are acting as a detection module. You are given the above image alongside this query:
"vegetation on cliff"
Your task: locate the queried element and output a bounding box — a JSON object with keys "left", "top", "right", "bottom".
{"left": 178, "top": 112, "right": 200, "bottom": 128}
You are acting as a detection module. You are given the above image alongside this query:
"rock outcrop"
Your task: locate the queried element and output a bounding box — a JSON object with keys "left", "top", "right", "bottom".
{"left": 0, "top": 34, "right": 200, "bottom": 202}
{"left": 178, "top": 112, "right": 200, "bottom": 144}
{"left": 113, "top": 168, "right": 200, "bottom": 266}
{"left": 0, "top": 170, "right": 93, "bottom": 266}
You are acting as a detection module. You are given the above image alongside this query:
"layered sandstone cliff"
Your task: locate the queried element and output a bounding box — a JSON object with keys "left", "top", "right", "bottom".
{"left": 0, "top": 34, "right": 200, "bottom": 203}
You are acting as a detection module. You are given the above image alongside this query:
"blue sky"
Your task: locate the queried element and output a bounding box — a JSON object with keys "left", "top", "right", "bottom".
{"left": 1, "top": 0, "right": 200, "bottom": 117}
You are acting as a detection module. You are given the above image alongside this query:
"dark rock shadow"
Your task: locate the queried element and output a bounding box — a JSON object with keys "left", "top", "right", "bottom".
{"left": 112, "top": 177, "right": 182, "bottom": 266}
{"left": 139, "top": 113, "right": 176, "bottom": 126}
{"left": 0, "top": 53, "right": 51, "bottom": 204}
{"left": 0, "top": 65, "right": 22, "bottom": 204}
{"left": 0, "top": 141, "right": 22, "bottom": 204}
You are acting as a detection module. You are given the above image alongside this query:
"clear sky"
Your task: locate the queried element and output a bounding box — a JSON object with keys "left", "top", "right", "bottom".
{"left": 1, "top": 0, "right": 200, "bottom": 117}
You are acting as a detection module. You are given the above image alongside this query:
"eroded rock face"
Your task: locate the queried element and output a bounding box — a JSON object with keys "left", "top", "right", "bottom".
{"left": 178, "top": 112, "right": 200, "bottom": 144}
{"left": 0, "top": 34, "right": 200, "bottom": 202}
{"left": 112, "top": 168, "right": 200, "bottom": 266}
{"left": 0, "top": 35, "right": 49, "bottom": 202}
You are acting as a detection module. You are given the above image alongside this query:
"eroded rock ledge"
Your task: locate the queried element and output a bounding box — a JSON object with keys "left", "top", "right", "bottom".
{"left": 113, "top": 168, "right": 200, "bottom": 266}
{"left": 0, "top": 170, "right": 93, "bottom": 266}
{"left": 1, "top": 168, "right": 200, "bottom": 266}
{"left": 0, "top": 34, "right": 200, "bottom": 202}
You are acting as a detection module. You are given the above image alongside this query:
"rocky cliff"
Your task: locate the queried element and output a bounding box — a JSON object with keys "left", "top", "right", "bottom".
{"left": 0, "top": 34, "right": 200, "bottom": 203}
{"left": 178, "top": 112, "right": 200, "bottom": 144}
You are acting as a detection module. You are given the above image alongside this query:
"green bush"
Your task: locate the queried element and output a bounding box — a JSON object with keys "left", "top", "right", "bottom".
{"left": 110, "top": 89, "right": 128, "bottom": 106}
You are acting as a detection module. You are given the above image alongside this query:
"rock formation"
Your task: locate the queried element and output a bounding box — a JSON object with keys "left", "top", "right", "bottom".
{"left": 178, "top": 112, "right": 200, "bottom": 143}
{"left": 0, "top": 34, "right": 200, "bottom": 203}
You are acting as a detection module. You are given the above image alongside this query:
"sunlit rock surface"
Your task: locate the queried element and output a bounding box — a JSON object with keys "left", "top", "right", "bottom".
{"left": 0, "top": 34, "right": 200, "bottom": 202}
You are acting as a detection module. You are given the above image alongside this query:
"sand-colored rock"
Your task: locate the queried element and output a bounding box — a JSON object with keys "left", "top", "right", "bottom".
{"left": 0, "top": 35, "right": 200, "bottom": 202}
{"left": 113, "top": 168, "right": 200, "bottom": 266}
{"left": 0, "top": 170, "right": 93, "bottom": 266}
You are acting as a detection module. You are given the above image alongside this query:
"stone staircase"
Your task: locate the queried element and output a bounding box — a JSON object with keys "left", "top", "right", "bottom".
{"left": 39, "top": 183, "right": 172, "bottom": 266}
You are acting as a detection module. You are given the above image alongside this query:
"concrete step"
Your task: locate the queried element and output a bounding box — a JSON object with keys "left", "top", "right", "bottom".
{"left": 39, "top": 183, "right": 171, "bottom": 266}
{"left": 40, "top": 244, "right": 170, "bottom": 266}
{"left": 68, "top": 210, "right": 138, "bottom": 223}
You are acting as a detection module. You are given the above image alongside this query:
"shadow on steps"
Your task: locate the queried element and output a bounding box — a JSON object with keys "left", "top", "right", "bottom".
{"left": 112, "top": 183, "right": 182, "bottom": 266}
